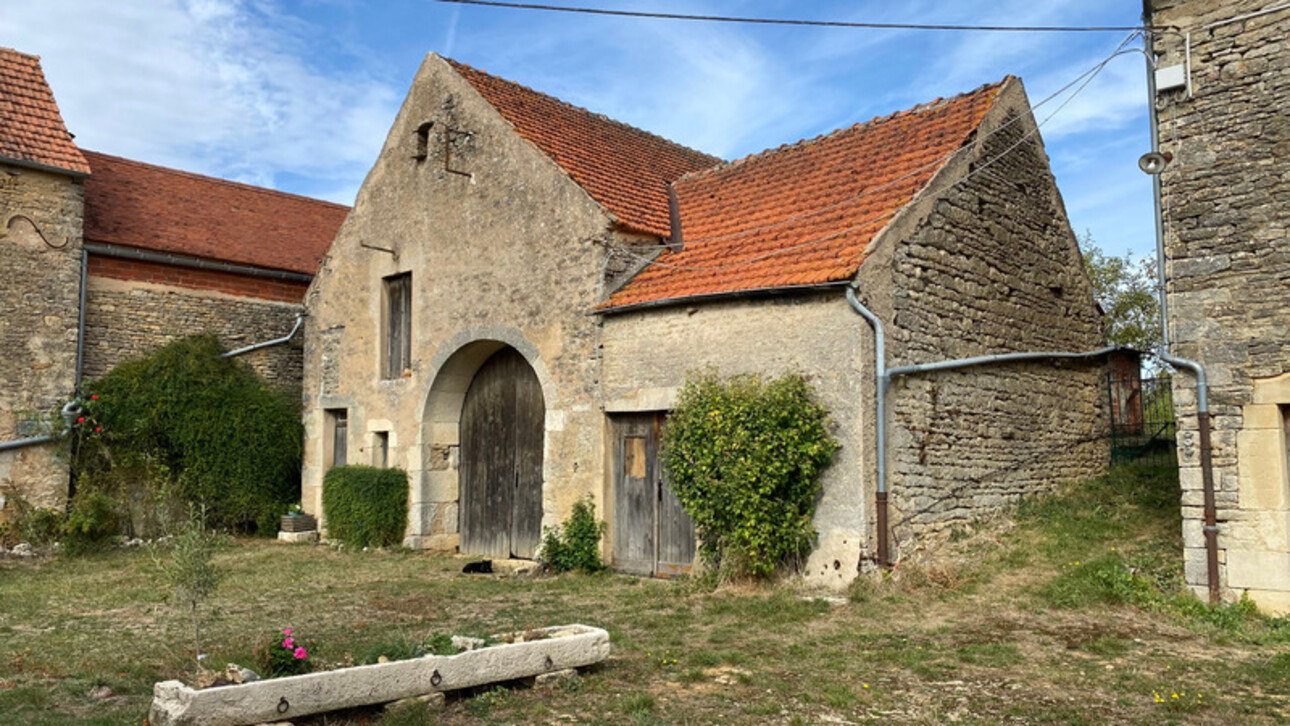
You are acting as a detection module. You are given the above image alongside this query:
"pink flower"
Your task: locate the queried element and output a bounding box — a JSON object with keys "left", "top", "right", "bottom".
{"left": 283, "top": 637, "right": 294, "bottom": 649}
{"left": 293, "top": 647, "right": 307, "bottom": 660}
{"left": 283, "top": 628, "right": 292, "bottom": 636}
{"left": 90, "top": 394, "right": 98, "bottom": 401}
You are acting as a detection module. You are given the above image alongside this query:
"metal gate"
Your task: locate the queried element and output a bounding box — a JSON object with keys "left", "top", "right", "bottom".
{"left": 1107, "top": 371, "right": 1177, "bottom": 466}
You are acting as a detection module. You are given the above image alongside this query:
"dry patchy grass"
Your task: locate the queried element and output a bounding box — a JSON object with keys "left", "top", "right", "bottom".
{"left": 3, "top": 465, "right": 1290, "bottom": 724}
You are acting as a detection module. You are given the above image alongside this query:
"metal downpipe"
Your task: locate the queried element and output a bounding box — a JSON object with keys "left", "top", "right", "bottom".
{"left": 222, "top": 313, "right": 306, "bottom": 358}
{"left": 1143, "top": 29, "right": 1219, "bottom": 603}
{"left": 0, "top": 400, "right": 82, "bottom": 454}
{"left": 845, "top": 286, "right": 889, "bottom": 566}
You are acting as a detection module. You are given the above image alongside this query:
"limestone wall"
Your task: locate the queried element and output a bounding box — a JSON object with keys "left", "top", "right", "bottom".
{"left": 83, "top": 272, "right": 304, "bottom": 388}
{"left": 599, "top": 292, "right": 872, "bottom": 588}
{"left": 880, "top": 80, "right": 1109, "bottom": 547}
{"left": 0, "top": 163, "right": 83, "bottom": 511}
{"left": 1150, "top": 0, "right": 1290, "bottom": 610}
{"left": 301, "top": 54, "right": 613, "bottom": 550}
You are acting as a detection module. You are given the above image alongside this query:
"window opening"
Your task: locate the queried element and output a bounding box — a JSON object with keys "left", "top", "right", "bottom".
{"left": 327, "top": 409, "right": 348, "bottom": 469}
{"left": 375, "top": 431, "right": 390, "bottom": 468}
{"left": 383, "top": 272, "right": 412, "bottom": 378}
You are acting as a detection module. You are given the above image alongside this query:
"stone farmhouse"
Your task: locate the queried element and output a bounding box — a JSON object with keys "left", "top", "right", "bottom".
{"left": 1147, "top": 1, "right": 1290, "bottom": 611}
{"left": 303, "top": 54, "right": 1109, "bottom": 586}
{"left": 0, "top": 47, "right": 347, "bottom": 515}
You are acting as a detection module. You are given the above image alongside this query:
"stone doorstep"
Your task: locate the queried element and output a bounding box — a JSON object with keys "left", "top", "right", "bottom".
{"left": 275, "top": 531, "right": 319, "bottom": 544}
{"left": 149, "top": 624, "right": 609, "bottom": 726}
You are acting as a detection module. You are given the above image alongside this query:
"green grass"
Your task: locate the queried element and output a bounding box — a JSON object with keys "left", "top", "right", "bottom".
{"left": 5, "top": 463, "right": 1290, "bottom": 723}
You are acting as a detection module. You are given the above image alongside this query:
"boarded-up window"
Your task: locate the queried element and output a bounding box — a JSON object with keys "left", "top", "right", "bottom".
{"left": 383, "top": 273, "right": 412, "bottom": 378}
{"left": 374, "top": 431, "right": 389, "bottom": 468}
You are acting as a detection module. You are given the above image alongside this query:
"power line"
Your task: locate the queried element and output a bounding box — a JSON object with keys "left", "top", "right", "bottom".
{"left": 431, "top": 0, "right": 1151, "bottom": 33}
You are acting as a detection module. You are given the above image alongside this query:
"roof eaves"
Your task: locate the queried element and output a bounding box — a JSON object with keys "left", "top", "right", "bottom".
{"left": 0, "top": 153, "right": 90, "bottom": 179}
{"left": 594, "top": 280, "right": 850, "bottom": 315}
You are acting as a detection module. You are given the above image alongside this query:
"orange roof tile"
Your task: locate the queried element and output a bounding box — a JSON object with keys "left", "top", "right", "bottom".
{"left": 82, "top": 150, "right": 349, "bottom": 275}
{"left": 602, "top": 80, "right": 1006, "bottom": 309}
{"left": 446, "top": 58, "right": 720, "bottom": 237}
{"left": 0, "top": 47, "right": 89, "bottom": 176}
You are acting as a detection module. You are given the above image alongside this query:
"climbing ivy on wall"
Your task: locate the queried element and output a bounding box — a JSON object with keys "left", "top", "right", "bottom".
{"left": 661, "top": 370, "right": 839, "bottom": 579}
{"left": 71, "top": 335, "right": 303, "bottom": 534}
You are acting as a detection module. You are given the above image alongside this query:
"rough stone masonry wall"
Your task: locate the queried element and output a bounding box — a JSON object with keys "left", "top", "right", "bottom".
{"left": 885, "top": 100, "right": 1108, "bottom": 549}
{"left": 1151, "top": 0, "right": 1290, "bottom": 609}
{"left": 0, "top": 163, "right": 83, "bottom": 512}
{"left": 84, "top": 272, "right": 305, "bottom": 389}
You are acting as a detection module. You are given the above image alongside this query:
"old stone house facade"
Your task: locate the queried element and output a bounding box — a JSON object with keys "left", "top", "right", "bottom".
{"left": 0, "top": 47, "right": 347, "bottom": 516}
{"left": 1147, "top": 1, "right": 1290, "bottom": 611}
{"left": 303, "top": 54, "right": 1108, "bottom": 586}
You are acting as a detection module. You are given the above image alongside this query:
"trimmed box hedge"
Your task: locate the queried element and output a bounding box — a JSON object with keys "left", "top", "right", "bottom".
{"left": 322, "top": 466, "right": 409, "bottom": 548}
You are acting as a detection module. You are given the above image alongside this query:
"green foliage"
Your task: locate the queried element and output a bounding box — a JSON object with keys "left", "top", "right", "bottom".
{"left": 321, "top": 465, "right": 409, "bottom": 548}
{"left": 61, "top": 490, "right": 121, "bottom": 555}
{"left": 662, "top": 370, "right": 839, "bottom": 578}
{"left": 1081, "top": 232, "right": 1160, "bottom": 351}
{"left": 540, "top": 496, "right": 607, "bottom": 574}
{"left": 154, "top": 512, "right": 222, "bottom": 667}
{"left": 22, "top": 508, "right": 65, "bottom": 547}
{"left": 71, "top": 335, "right": 303, "bottom": 534}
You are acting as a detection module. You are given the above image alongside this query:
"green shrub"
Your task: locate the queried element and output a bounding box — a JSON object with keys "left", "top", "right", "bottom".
{"left": 62, "top": 490, "right": 121, "bottom": 555}
{"left": 322, "top": 466, "right": 409, "bottom": 548}
{"left": 23, "top": 507, "right": 66, "bottom": 547}
{"left": 662, "top": 370, "right": 839, "bottom": 578}
{"left": 540, "top": 496, "right": 607, "bottom": 573}
{"left": 71, "top": 335, "right": 303, "bottom": 534}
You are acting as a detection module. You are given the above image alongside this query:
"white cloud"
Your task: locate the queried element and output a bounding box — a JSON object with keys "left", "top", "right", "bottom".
{"left": 0, "top": 0, "right": 399, "bottom": 204}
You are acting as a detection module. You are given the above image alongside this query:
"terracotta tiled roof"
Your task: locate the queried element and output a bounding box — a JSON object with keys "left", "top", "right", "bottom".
{"left": 0, "top": 47, "right": 89, "bottom": 176}
{"left": 446, "top": 58, "right": 720, "bottom": 237}
{"left": 82, "top": 150, "right": 349, "bottom": 275}
{"left": 603, "top": 80, "right": 1007, "bottom": 310}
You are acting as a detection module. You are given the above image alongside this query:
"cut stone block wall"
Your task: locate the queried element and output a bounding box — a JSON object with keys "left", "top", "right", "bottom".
{"left": 1150, "top": 0, "right": 1290, "bottom": 610}
{"left": 0, "top": 163, "right": 83, "bottom": 512}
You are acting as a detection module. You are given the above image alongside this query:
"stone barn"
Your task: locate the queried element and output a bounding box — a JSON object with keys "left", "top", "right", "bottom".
{"left": 1147, "top": 0, "right": 1290, "bottom": 611}
{"left": 301, "top": 54, "right": 1108, "bottom": 586}
{"left": 0, "top": 46, "right": 347, "bottom": 517}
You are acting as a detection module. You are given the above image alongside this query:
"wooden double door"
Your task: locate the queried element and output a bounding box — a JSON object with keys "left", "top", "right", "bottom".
{"left": 611, "top": 413, "right": 696, "bottom": 577}
{"left": 459, "top": 347, "right": 544, "bottom": 559}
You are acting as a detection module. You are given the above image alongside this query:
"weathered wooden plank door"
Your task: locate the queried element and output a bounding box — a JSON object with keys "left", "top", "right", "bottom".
{"left": 611, "top": 413, "right": 696, "bottom": 577}
{"left": 459, "top": 347, "right": 544, "bottom": 559}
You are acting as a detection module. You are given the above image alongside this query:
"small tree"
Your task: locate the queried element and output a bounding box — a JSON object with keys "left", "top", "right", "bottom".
{"left": 155, "top": 509, "right": 221, "bottom": 669}
{"left": 662, "top": 371, "right": 839, "bottom": 578}
{"left": 1081, "top": 232, "right": 1161, "bottom": 352}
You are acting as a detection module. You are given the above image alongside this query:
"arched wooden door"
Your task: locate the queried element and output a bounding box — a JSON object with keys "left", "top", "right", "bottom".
{"left": 459, "top": 347, "right": 544, "bottom": 559}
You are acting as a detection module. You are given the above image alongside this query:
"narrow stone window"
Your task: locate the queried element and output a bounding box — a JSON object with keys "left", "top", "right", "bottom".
{"left": 1282, "top": 405, "right": 1290, "bottom": 485}
{"left": 374, "top": 431, "right": 389, "bottom": 468}
{"left": 413, "top": 121, "right": 433, "bottom": 161}
{"left": 382, "top": 272, "right": 412, "bottom": 378}
{"left": 326, "top": 409, "right": 348, "bottom": 469}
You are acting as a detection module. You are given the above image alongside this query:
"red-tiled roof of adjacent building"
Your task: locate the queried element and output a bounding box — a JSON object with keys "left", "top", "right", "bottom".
{"left": 446, "top": 57, "right": 721, "bottom": 237}
{"left": 0, "top": 47, "right": 90, "bottom": 176}
{"left": 82, "top": 150, "right": 349, "bottom": 275}
{"left": 603, "top": 79, "right": 1008, "bottom": 309}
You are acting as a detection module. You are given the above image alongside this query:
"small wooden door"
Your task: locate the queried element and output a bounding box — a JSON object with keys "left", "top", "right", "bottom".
{"left": 612, "top": 413, "right": 696, "bottom": 577}
{"left": 459, "top": 347, "right": 544, "bottom": 559}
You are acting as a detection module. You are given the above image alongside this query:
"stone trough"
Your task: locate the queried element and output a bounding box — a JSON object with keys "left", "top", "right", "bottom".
{"left": 149, "top": 624, "right": 610, "bottom": 726}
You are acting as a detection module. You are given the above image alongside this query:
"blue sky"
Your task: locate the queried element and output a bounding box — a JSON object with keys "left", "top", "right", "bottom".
{"left": 2, "top": 0, "right": 1155, "bottom": 259}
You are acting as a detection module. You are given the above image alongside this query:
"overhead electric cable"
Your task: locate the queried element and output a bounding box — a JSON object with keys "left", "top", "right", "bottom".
{"left": 431, "top": 0, "right": 1152, "bottom": 33}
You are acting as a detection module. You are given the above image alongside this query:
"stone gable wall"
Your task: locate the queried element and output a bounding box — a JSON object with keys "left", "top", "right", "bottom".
{"left": 301, "top": 55, "right": 614, "bottom": 549}
{"left": 1150, "top": 0, "right": 1290, "bottom": 610}
{"left": 882, "top": 84, "right": 1109, "bottom": 548}
{"left": 0, "top": 163, "right": 83, "bottom": 511}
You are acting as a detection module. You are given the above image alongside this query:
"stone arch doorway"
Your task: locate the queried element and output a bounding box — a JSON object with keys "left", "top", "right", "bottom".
{"left": 458, "top": 346, "right": 544, "bottom": 559}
